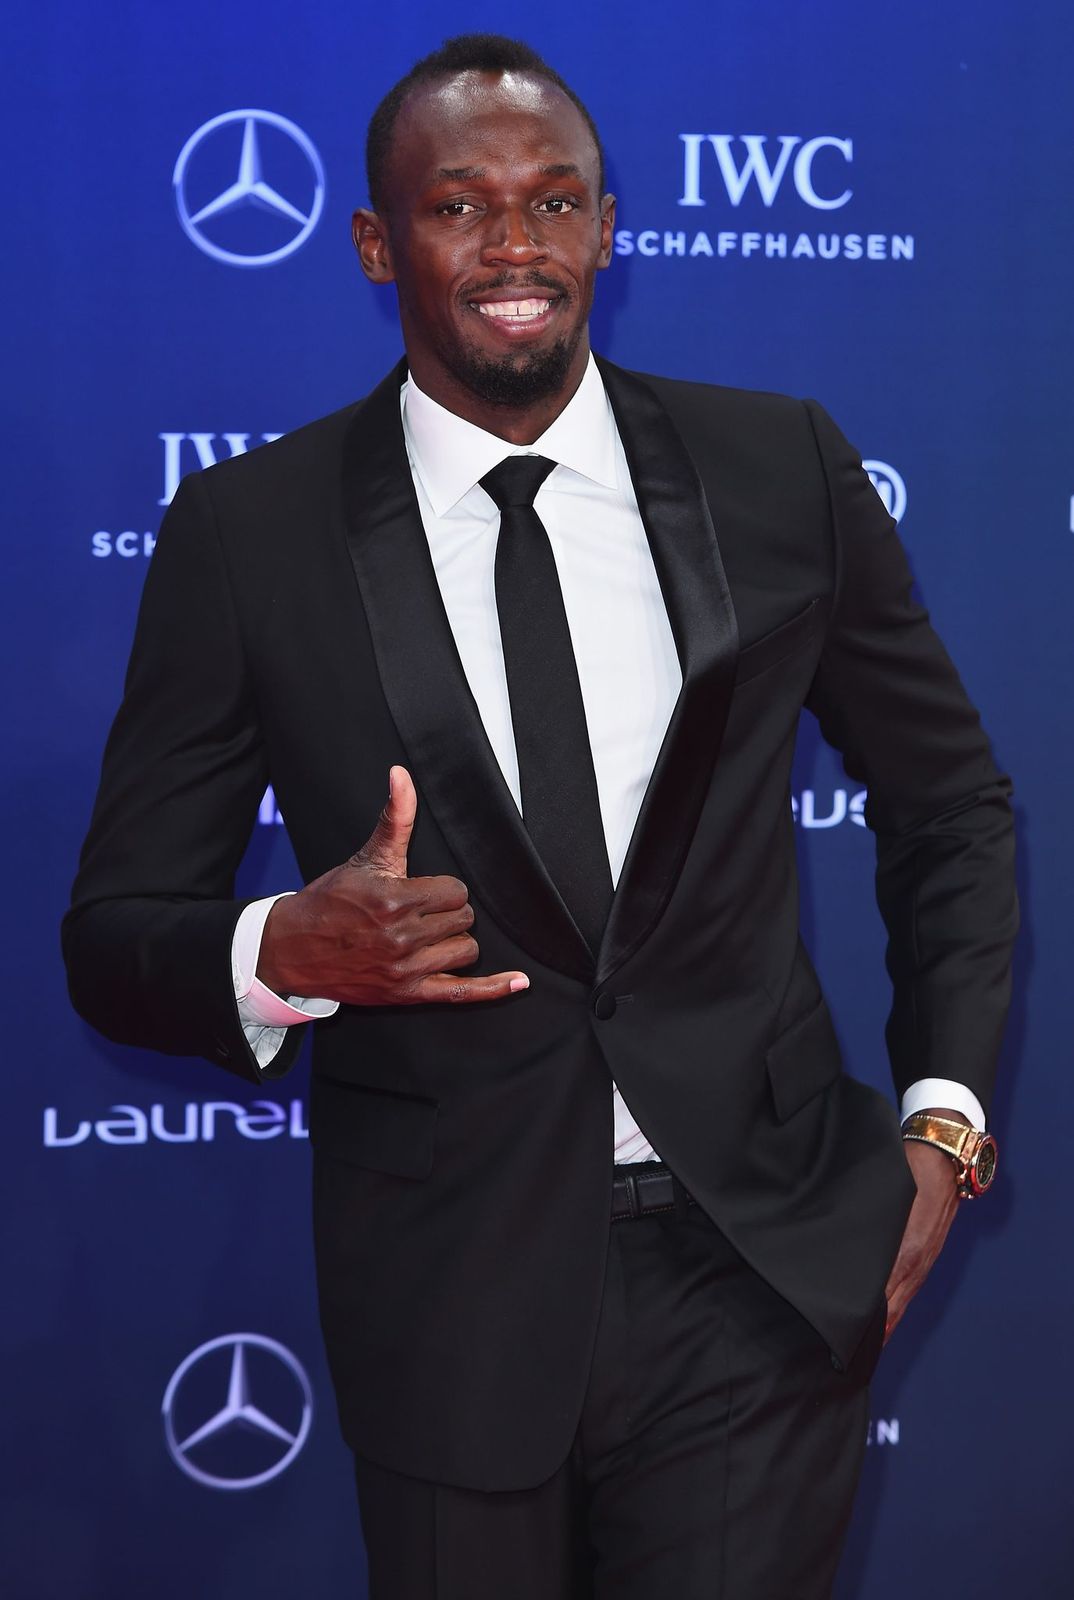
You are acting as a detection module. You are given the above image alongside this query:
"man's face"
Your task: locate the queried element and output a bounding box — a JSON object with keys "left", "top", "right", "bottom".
{"left": 356, "top": 70, "right": 615, "bottom": 412}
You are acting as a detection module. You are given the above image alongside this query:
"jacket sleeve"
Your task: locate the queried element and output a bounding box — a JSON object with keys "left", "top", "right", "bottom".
{"left": 62, "top": 469, "right": 303, "bottom": 1082}
{"left": 802, "top": 399, "right": 1018, "bottom": 1118}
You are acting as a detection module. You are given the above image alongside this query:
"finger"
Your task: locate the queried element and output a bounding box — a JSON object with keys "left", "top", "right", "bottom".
{"left": 883, "top": 1257, "right": 921, "bottom": 1326}
{"left": 357, "top": 766, "right": 417, "bottom": 878}
{"left": 883, "top": 1282, "right": 912, "bottom": 1341}
{"left": 416, "top": 970, "right": 530, "bottom": 1004}
{"left": 406, "top": 933, "right": 482, "bottom": 976}
{"left": 883, "top": 1255, "right": 912, "bottom": 1302}
{"left": 411, "top": 907, "right": 476, "bottom": 946}
{"left": 393, "top": 873, "right": 471, "bottom": 914}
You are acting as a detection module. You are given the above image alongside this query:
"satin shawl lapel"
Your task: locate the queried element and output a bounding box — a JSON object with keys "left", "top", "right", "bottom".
{"left": 339, "top": 362, "right": 593, "bottom": 983}
{"left": 594, "top": 358, "right": 739, "bottom": 986}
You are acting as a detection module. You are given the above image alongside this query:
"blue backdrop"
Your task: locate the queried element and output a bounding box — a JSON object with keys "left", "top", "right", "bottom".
{"left": 5, "top": 1, "right": 1071, "bottom": 1594}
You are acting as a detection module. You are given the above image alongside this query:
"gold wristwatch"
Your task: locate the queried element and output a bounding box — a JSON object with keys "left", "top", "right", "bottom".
{"left": 901, "top": 1112, "right": 998, "bottom": 1198}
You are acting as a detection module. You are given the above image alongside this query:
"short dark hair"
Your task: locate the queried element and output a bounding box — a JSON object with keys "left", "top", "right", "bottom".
{"left": 365, "top": 33, "right": 605, "bottom": 212}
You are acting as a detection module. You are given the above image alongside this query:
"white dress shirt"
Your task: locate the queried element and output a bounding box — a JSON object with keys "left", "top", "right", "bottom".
{"left": 233, "top": 354, "right": 986, "bottom": 1142}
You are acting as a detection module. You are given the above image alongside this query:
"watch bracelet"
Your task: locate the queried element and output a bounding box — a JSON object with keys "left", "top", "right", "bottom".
{"left": 900, "top": 1114, "right": 995, "bottom": 1198}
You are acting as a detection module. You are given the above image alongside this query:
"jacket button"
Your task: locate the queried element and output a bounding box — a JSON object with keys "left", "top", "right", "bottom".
{"left": 593, "top": 993, "right": 617, "bottom": 1021}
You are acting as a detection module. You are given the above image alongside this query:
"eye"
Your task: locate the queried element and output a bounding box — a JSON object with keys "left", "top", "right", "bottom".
{"left": 537, "top": 196, "right": 581, "bottom": 214}
{"left": 437, "top": 200, "right": 479, "bottom": 217}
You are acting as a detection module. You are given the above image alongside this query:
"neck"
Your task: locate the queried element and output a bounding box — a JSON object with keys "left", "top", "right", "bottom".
{"left": 403, "top": 337, "right": 592, "bottom": 444}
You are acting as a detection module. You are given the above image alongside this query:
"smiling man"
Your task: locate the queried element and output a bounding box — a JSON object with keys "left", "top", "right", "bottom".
{"left": 65, "top": 34, "right": 1017, "bottom": 1600}
{"left": 356, "top": 58, "right": 614, "bottom": 429}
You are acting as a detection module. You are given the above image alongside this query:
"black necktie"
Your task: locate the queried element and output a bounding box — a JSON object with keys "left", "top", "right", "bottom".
{"left": 480, "top": 454, "right": 614, "bottom": 956}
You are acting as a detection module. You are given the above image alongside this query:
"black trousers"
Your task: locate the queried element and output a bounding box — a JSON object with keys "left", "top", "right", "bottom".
{"left": 354, "top": 1181, "right": 884, "bottom": 1599}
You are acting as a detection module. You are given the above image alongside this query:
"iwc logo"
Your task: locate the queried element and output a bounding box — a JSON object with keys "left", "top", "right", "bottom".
{"left": 162, "top": 1333, "right": 313, "bottom": 1489}
{"left": 615, "top": 131, "right": 914, "bottom": 264}
{"left": 173, "top": 110, "right": 325, "bottom": 266}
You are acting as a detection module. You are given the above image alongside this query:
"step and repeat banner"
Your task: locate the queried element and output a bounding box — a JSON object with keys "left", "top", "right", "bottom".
{"left": 5, "top": 1, "right": 1071, "bottom": 1595}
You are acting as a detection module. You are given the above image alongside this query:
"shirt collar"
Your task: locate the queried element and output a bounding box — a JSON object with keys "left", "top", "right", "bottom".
{"left": 401, "top": 352, "right": 620, "bottom": 518}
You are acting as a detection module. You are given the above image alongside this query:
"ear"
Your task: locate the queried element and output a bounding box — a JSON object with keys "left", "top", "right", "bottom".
{"left": 596, "top": 193, "right": 617, "bottom": 270}
{"left": 353, "top": 207, "right": 395, "bottom": 284}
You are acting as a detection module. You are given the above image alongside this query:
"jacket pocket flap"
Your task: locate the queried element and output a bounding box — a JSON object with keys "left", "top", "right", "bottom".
{"left": 735, "top": 599, "right": 820, "bottom": 686}
{"left": 765, "top": 997, "right": 842, "bottom": 1122}
{"left": 310, "top": 1076, "right": 438, "bottom": 1179}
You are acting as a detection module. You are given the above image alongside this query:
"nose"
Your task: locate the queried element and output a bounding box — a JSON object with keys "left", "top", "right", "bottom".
{"left": 480, "top": 202, "right": 548, "bottom": 267}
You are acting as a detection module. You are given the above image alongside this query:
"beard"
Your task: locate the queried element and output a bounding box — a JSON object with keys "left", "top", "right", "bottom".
{"left": 446, "top": 328, "right": 581, "bottom": 408}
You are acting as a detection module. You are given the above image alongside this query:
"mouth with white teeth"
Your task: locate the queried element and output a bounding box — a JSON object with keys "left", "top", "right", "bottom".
{"left": 467, "top": 293, "right": 562, "bottom": 335}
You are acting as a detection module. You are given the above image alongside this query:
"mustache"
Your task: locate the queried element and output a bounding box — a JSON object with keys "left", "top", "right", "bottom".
{"left": 460, "top": 271, "right": 570, "bottom": 299}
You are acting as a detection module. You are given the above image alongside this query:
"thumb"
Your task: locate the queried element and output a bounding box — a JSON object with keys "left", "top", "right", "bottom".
{"left": 358, "top": 765, "right": 417, "bottom": 877}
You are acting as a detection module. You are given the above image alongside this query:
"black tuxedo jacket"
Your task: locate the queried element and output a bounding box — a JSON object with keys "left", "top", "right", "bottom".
{"left": 64, "top": 357, "right": 1017, "bottom": 1491}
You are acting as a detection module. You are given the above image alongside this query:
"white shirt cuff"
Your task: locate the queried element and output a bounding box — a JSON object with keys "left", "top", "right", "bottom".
{"left": 899, "top": 1078, "right": 986, "bottom": 1132}
{"left": 233, "top": 894, "right": 338, "bottom": 1036}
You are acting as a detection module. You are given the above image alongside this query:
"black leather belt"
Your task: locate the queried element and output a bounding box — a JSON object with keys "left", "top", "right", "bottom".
{"left": 611, "top": 1163, "right": 698, "bottom": 1221}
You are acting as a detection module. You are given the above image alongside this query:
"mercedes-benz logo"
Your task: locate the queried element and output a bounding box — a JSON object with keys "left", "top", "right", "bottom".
{"left": 863, "top": 459, "right": 907, "bottom": 524}
{"left": 173, "top": 110, "right": 326, "bottom": 267}
{"left": 162, "top": 1333, "right": 313, "bottom": 1490}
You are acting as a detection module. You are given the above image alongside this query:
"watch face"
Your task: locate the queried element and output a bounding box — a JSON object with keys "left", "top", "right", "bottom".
{"left": 973, "top": 1140, "right": 997, "bottom": 1192}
